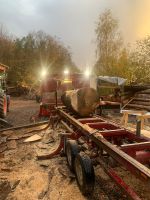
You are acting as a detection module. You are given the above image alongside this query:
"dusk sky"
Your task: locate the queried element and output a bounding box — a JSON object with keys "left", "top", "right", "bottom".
{"left": 0, "top": 0, "right": 150, "bottom": 69}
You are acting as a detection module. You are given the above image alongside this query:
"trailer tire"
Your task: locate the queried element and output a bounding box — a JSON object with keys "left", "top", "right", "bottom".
{"left": 63, "top": 136, "right": 67, "bottom": 155}
{"left": 66, "top": 140, "right": 80, "bottom": 171}
{"left": 0, "top": 95, "right": 7, "bottom": 118}
{"left": 74, "top": 153, "right": 95, "bottom": 195}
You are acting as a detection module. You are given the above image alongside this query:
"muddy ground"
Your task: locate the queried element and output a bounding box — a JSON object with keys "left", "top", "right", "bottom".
{"left": 0, "top": 97, "right": 150, "bottom": 200}
{"left": 6, "top": 97, "right": 40, "bottom": 127}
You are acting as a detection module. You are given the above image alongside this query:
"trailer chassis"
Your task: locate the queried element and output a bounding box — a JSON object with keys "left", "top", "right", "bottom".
{"left": 38, "top": 106, "right": 150, "bottom": 199}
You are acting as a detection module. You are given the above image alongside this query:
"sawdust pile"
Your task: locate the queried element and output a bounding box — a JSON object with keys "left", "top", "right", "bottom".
{"left": 0, "top": 124, "right": 149, "bottom": 200}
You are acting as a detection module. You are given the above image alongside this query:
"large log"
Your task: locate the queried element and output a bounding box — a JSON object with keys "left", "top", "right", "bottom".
{"left": 61, "top": 88, "right": 99, "bottom": 117}
{"left": 135, "top": 94, "right": 150, "bottom": 99}
{"left": 134, "top": 98, "right": 150, "bottom": 102}
{"left": 127, "top": 103, "right": 150, "bottom": 111}
{"left": 132, "top": 101, "right": 150, "bottom": 106}
{"left": 124, "top": 85, "right": 150, "bottom": 92}
{"left": 137, "top": 89, "right": 150, "bottom": 94}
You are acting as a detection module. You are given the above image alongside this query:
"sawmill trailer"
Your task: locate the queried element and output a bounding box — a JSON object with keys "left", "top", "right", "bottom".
{"left": 37, "top": 106, "right": 150, "bottom": 200}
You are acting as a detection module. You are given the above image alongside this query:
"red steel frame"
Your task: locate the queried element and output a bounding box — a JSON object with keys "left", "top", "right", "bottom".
{"left": 39, "top": 73, "right": 90, "bottom": 118}
{"left": 38, "top": 106, "right": 150, "bottom": 200}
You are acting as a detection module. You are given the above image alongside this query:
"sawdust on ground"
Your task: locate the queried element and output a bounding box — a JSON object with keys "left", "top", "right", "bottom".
{"left": 0, "top": 124, "right": 149, "bottom": 200}
{"left": 6, "top": 97, "right": 40, "bottom": 126}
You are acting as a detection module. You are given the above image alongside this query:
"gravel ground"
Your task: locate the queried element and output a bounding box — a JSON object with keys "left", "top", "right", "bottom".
{"left": 6, "top": 97, "right": 40, "bottom": 127}
{"left": 0, "top": 124, "right": 149, "bottom": 200}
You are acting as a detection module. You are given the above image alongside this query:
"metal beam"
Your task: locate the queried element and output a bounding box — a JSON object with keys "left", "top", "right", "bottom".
{"left": 57, "top": 107, "right": 150, "bottom": 183}
{"left": 121, "top": 142, "right": 150, "bottom": 151}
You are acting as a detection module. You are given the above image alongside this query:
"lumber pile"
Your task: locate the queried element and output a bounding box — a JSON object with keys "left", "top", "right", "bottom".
{"left": 124, "top": 85, "right": 150, "bottom": 92}
{"left": 61, "top": 88, "right": 99, "bottom": 116}
{"left": 121, "top": 91, "right": 134, "bottom": 105}
{"left": 125, "top": 89, "right": 150, "bottom": 111}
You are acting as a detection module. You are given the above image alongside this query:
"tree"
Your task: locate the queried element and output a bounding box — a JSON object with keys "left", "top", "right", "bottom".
{"left": 7, "top": 31, "right": 77, "bottom": 86}
{"left": 0, "top": 25, "right": 14, "bottom": 67}
{"left": 94, "top": 9, "right": 123, "bottom": 76}
{"left": 129, "top": 36, "right": 150, "bottom": 84}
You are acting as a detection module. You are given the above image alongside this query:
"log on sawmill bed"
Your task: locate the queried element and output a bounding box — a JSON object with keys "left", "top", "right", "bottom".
{"left": 61, "top": 88, "right": 99, "bottom": 117}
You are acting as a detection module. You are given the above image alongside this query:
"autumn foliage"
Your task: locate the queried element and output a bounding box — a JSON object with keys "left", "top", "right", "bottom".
{"left": 0, "top": 27, "right": 77, "bottom": 87}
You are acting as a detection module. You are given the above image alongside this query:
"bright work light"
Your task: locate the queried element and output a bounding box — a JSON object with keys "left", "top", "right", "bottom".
{"left": 41, "top": 68, "right": 47, "bottom": 78}
{"left": 64, "top": 69, "right": 69, "bottom": 75}
{"left": 85, "top": 69, "right": 90, "bottom": 78}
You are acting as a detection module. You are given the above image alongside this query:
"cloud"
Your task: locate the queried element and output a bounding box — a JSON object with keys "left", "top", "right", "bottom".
{"left": 0, "top": 0, "right": 150, "bottom": 68}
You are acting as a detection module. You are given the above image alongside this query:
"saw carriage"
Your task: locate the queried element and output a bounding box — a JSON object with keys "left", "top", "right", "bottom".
{"left": 33, "top": 80, "right": 149, "bottom": 200}
{"left": 34, "top": 73, "right": 150, "bottom": 199}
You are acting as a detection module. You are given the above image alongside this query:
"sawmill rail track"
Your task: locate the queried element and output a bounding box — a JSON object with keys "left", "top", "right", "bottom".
{"left": 38, "top": 106, "right": 150, "bottom": 200}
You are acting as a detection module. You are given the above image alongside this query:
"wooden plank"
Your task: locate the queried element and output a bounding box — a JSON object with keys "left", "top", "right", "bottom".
{"left": 134, "top": 98, "right": 150, "bottom": 102}
{"left": 137, "top": 89, "right": 150, "bottom": 94}
{"left": 24, "top": 134, "right": 42, "bottom": 142}
{"left": 121, "top": 110, "right": 147, "bottom": 115}
{"left": 0, "top": 120, "right": 49, "bottom": 132}
{"left": 135, "top": 94, "right": 150, "bottom": 99}
{"left": 127, "top": 104, "right": 150, "bottom": 111}
{"left": 132, "top": 101, "right": 150, "bottom": 106}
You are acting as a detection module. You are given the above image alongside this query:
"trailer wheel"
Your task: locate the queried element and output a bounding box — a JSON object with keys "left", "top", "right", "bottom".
{"left": 63, "top": 136, "right": 67, "bottom": 155}
{"left": 74, "top": 153, "right": 95, "bottom": 195}
{"left": 66, "top": 140, "right": 80, "bottom": 171}
{"left": 0, "top": 95, "right": 7, "bottom": 118}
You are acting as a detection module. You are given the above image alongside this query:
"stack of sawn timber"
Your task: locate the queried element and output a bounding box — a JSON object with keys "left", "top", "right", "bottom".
{"left": 61, "top": 88, "right": 99, "bottom": 117}
{"left": 125, "top": 89, "right": 150, "bottom": 111}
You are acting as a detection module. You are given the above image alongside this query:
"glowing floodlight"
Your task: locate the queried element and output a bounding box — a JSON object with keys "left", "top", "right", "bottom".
{"left": 85, "top": 69, "right": 90, "bottom": 78}
{"left": 41, "top": 68, "right": 47, "bottom": 78}
{"left": 64, "top": 69, "right": 69, "bottom": 75}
